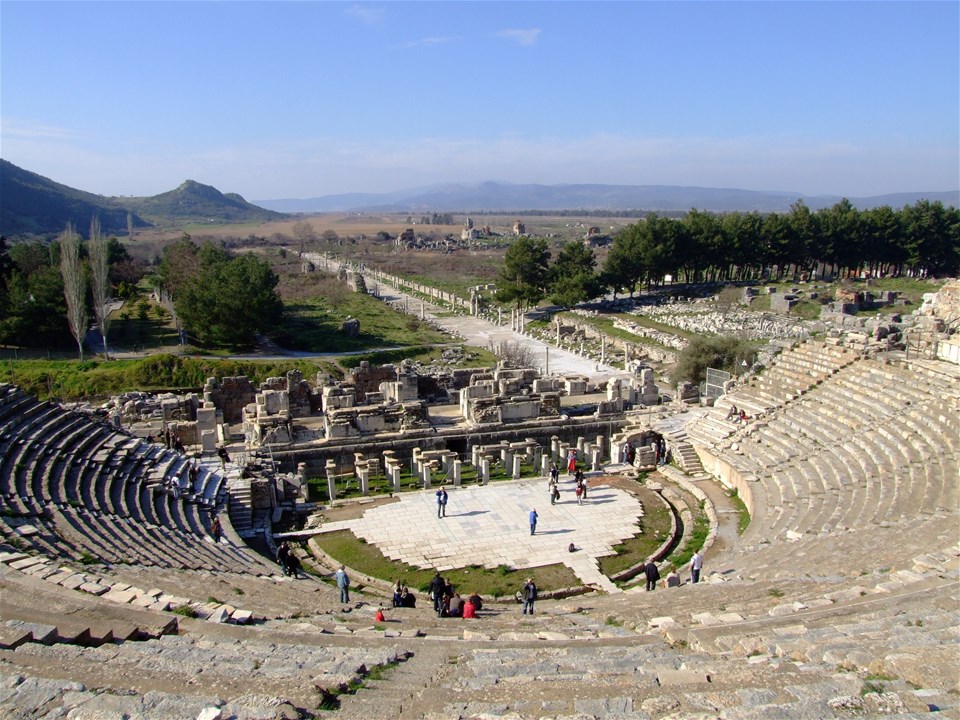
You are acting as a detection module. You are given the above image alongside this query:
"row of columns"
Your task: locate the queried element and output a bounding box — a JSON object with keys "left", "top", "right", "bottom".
{"left": 322, "top": 433, "right": 609, "bottom": 502}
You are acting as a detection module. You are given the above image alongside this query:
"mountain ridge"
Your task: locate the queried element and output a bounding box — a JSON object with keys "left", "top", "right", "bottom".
{"left": 256, "top": 181, "right": 959, "bottom": 214}
{"left": 0, "top": 160, "right": 283, "bottom": 238}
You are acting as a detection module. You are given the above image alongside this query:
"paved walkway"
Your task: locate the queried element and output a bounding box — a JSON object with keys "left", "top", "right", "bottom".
{"left": 314, "top": 475, "right": 639, "bottom": 593}
{"left": 304, "top": 251, "right": 630, "bottom": 383}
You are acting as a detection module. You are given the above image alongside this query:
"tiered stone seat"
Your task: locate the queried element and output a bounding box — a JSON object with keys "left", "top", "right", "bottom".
{"left": 0, "top": 388, "right": 273, "bottom": 576}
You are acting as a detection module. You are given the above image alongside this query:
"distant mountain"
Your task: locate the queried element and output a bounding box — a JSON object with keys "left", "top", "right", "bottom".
{"left": 0, "top": 159, "right": 149, "bottom": 238}
{"left": 122, "top": 179, "right": 285, "bottom": 226}
{"left": 257, "top": 182, "right": 960, "bottom": 214}
{"left": 0, "top": 160, "right": 285, "bottom": 238}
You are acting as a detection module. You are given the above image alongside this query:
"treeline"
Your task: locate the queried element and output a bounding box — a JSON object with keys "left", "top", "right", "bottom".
{"left": 0, "top": 235, "right": 145, "bottom": 351}
{"left": 496, "top": 199, "right": 958, "bottom": 310}
{"left": 157, "top": 236, "right": 282, "bottom": 348}
{"left": 604, "top": 199, "right": 958, "bottom": 295}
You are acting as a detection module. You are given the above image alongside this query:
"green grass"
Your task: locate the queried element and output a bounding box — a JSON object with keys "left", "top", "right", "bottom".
{"left": 726, "top": 488, "right": 751, "bottom": 535}
{"left": 597, "top": 489, "right": 673, "bottom": 577}
{"left": 557, "top": 311, "right": 690, "bottom": 349}
{"left": 667, "top": 508, "right": 710, "bottom": 569}
{"left": 274, "top": 289, "right": 451, "bottom": 352}
{"left": 0, "top": 355, "right": 335, "bottom": 401}
{"left": 172, "top": 604, "right": 198, "bottom": 618}
{"left": 311, "top": 529, "right": 579, "bottom": 597}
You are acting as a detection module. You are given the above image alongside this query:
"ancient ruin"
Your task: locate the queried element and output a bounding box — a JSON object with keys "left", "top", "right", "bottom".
{"left": 0, "top": 280, "right": 957, "bottom": 718}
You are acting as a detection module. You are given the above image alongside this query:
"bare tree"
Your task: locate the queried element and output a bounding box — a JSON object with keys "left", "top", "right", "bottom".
{"left": 89, "top": 215, "right": 112, "bottom": 358}
{"left": 490, "top": 340, "right": 537, "bottom": 369}
{"left": 59, "top": 223, "right": 88, "bottom": 360}
{"left": 292, "top": 220, "right": 317, "bottom": 257}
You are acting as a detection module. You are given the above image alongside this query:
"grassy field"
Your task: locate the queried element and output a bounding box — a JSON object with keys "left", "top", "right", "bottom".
{"left": 596, "top": 484, "right": 674, "bottom": 577}
{"left": 309, "top": 529, "right": 580, "bottom": 598}
{"left": 0, "top": 355, "right": 336, "bottom": 401}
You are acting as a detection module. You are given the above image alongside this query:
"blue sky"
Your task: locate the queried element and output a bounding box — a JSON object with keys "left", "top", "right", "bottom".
{"left": 2, "top": 1, "right": 957, "bottom": 200}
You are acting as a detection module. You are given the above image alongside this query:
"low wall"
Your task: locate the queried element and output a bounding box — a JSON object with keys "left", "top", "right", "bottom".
{"left": 690, "top": 443, "right": 756, "bottom": 520}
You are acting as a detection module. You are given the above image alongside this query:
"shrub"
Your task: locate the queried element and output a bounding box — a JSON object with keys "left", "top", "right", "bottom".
{"left": 670, "top": 334, "right": 756, "bottom": 386}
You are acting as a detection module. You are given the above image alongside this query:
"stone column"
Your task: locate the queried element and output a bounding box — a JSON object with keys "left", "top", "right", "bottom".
{"left": 559, "top": 442, "right": 570, "bottom": 468}
{"left": 358, "top": 463, "right": 369, "bottom": 496}
{"left": 452, "top": 459, "right": 462, "bottom": 486}
{"left": 532, "top": 445, "right": 542, "bottom": 470}
{"left": 551, "top": 436, "right": 560, "bottom": 458}
{"left": 595, "top": 435, "right": 605, "bottom": 460}
{"left": 541, "top": 454, "right": 552, "bottom": 477}
{"left": 591, "top": 446, "right": 601, "bottom": 471}
{"left": 422, "top": 462, "right": 431, "bottom": 489}
{"left": 480, "top": 456, "right": 490, "bottom": 485}
{"left": 512, "top": 454, "right": 522, "bottom": 480}
{"left": 498, "top": 308, "right": 503, "bottom": 326}
{"left": 325, "top": 459, "right": 337, "bottom": 502}
{"left": 420, "top": 302, "right": 425, "bottom": 319}
{"left": 389, "top": 463, "right": 402, "bottom": 493}
{"left": 601, "top": 335, "right": 605, "bottom": 365}
{"left": 545, "top": 346, "right": 550, "bottom": 376}
{"left": 577, "top": 436, "right": 587, "bottom": 456}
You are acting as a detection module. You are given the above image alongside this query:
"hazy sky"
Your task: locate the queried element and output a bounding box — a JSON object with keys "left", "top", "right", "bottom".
{"left": 2, "top": 1, "right": 957, "bottom": 200}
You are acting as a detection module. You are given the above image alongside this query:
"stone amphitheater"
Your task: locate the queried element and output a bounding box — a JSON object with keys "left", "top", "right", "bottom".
{"left": 1, "top": 286, "right": 959, "bottom": 719}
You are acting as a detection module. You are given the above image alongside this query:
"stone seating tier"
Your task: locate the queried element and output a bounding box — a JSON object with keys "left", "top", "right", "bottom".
{"left": 0, "top": 389, "right": 272, "bottom": 577}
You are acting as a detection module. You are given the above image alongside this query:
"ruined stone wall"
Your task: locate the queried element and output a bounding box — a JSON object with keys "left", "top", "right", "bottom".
{"left": 204, "top": 376, "right": 256, "bottom": 424}
{"left": 346, "top": 362, "right": 397, "bottom": 402}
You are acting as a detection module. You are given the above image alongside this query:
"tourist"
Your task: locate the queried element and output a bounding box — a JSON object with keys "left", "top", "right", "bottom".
{"left": 567, "top": 449, "right": 577, "bottom": 475}
{"left": 189, "top": 461, "right": 199, "bottom": 493}
{"left": 287, "top": 553, "right": 302, "bottom": 579}
{"left": 393, "top": 581, "right": 403, "bottom": 607}
{"left": 173, "top": 437, "right": 185, "bottom": 454}
{"left": 665, "top": 567, "right": 681, "bottom": 588}
{"left": 210, "top": 515, "right": 222, "bottom": 544}
{"left": 448, "top": 592, "right": 463, "bottom": 617}
{"left": 521, "top": 578, "right": 537, "bottom": 615}
{"left": 435, "top": 487, "right": 448, "bottom": 518}
{"left": 429, "top": 572, "right": 445, "bottom": 613}
{"left": 217, "top": 445, "right": 230, "bottom": 469}
{"left": 467, "top": 593, "right": 483, "bottom": 612}
{"left": 691, "top": 550, "right": 704, "bottom": 584}
{"left": 568, "top": 542, "right": 576, "bottom": 553}
{"left": 400, "top": 586, "right": 416, "bottom": 608}
{"left": 277, "top": 542, "right": 291, "bottom": 575}
{"left": 725, "top": 405, "right": 739, "bottom": 422}
{"left": 549, "top": 462, "right": 559, "bottom": 483}
{"left": 462, "top": 596, "right": 477, "bottom": 619}
{"left": 575, "top": 481, "right": 584, "bottom": 505}
{"left": 375, "top": 607, "right": 385, "bottom": 623}
{"left": 644, "top": 560, "right": 660, "bottom": 591}
{"left": 548, "top": 478, "right": 558, "bottom": 505}
{"left": 529, "top": 508, "right": 538, "bottom": 535}
{"left": 335, "top": 565, "right": 350, "bottom": 604}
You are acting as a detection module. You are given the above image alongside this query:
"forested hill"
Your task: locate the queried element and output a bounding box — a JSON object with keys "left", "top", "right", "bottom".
{"left": 0, "top": 160, "right": 285, "bottom": 239}
{"left": 122, "top": 180, "right": 285, "bottom": 227}
{"left": 0, "top": 159, "right": 147, "bottom": 238}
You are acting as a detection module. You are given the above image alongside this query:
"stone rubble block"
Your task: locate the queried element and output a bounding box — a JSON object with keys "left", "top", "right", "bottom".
{"left": 9, "top": 556, "right": 47, "bottom": 571}
{"left": 25, "top": 563, "right": 59, "bottom": 579}
{"left": 0, "top": 552, "right": 29, "bottom": 564}
{"left": 656, "top": 668, "right": 711, "bottom": 685}
{"left": 206, "top": 606, "right": 231, "bottom": 624}
{"left": 691, "top": 612, "right": 721, "bottom": 626}
{"left": 229, "top": 610, "right": 253, "bottom": 625}
{"left": 102, "top": 589, "right": 139, "bottom": 604}
{"left": 79, "top": 581, "right": 110, "bottom": 596}
{"left": 5, "top": 620, "right": 58, "bottom": 645}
